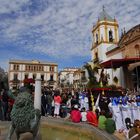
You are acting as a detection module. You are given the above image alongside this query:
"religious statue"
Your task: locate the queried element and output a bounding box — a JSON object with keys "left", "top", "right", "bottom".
{"left": 99, "top": 69, "right": 110, "bottom": 86}
{"left": 6, "top": 92, "right": 41, "bottom": 140}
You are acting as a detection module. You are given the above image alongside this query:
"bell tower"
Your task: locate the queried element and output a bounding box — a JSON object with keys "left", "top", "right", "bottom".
{"left": 91, "top": 7, "right": 119, "bottom": 63}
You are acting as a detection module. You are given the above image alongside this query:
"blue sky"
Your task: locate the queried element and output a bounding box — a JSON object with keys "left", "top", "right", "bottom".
{"left": 0, "top": 0, "right": 140, "bottom": 71}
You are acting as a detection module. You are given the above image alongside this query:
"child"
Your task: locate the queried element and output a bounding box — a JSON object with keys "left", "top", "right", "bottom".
{"left": 81, "top": 107, "right": 87, "bottom": 122}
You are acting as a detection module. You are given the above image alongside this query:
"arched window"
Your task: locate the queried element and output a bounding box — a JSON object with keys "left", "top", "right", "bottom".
{"left": 96, "top": 34, "right": 98, "bottom": 44}
{"left": 135, "top": 45, "right": 140, "bottom": 57}
{"left": 33, "top": 74, "right": 36, "bottom": 80}
{"left": 109, "top": 30, "right": 113, "bottom": 42}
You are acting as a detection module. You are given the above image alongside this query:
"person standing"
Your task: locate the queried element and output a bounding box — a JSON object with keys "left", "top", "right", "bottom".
{"left": 46, "top": 91, "right": 53, "bottom": 116}
{"left": 0, "top": 92, "right": 4, "bottom": 120}
{"left": 1, "top": 89, "right": 9, "bottom": 120}
{"left": 108, "top": 97, "right": 124, "bottom": 132}
{"left": 41, "top": 93, "right": 47, "bottom": 116}
{"left": 54, "top": 91, "right": 62, "bottom": 117}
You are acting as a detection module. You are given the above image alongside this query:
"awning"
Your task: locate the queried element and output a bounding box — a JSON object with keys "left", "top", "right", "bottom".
{"left": 100, "top": 58, "right": 140, "bottom": 68}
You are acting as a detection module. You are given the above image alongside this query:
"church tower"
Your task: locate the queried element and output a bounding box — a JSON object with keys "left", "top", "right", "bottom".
{"left": 91, "top": 7, "right": 119, "bottom": 63}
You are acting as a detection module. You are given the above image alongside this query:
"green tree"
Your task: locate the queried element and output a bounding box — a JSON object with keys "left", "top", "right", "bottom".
{"left": 0, "top": 67, "right": 8, "bottom": 90}
{"left": 84, "top": 63, "right": 98, "bottom": 88}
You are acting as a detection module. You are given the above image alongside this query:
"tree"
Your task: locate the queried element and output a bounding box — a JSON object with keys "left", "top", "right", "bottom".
{"left": 0, "top": 67, "right": 8, "bottom": 90}
{"left": 84, "top": 63, "right": 98, "bottom": 88}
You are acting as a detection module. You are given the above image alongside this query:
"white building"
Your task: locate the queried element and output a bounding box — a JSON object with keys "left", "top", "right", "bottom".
{"left": 59, "top": 68, "right": 79, "bottom": 88}
{"left": 91, "top": 8, "right": 140, "bottom": 90}
{"left": 8, "top": 59, "right": 58, "bottom": 89}
{"left": 73, "top": 68, "right": 88, "bottom": 89}
{"left": 91, "top": 8, "right": 120, "bottom": 86}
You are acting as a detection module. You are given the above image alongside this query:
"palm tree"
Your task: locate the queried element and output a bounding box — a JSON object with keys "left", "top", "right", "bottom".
{"left": 84, "top": 63, "right": 98, "bottom": 88}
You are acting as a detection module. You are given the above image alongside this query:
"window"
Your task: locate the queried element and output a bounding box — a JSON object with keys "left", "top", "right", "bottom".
{"left": 34, "top": 66, "right": 36, "bottom": 71}
{"left": 109, "top": 30, "right": 113, "bottom": 42}
{"left": 41, "top": 75, "right": 44, "bottom": 81}
{"left": 13, "top": 64, "right": 19, "bottom": 70}
{"left": 31, "top": 66, "right": 33, "bottom": 71}
{"left": 25, "top": 74, "right": 28, "bottom": 79}
{"left": 14, "top": 73, "right": 18, "bottom": 80}
{"left": 50, "top": 74, "right": 54, "bottom": 81}
{"left": 13, "top": 65, "right": 16, "bottom": 70}
{"left": 39, "top": 66, "right": 41, "bottom": 71}
{"left": 25, "top": 65, "right": 27, "bottom": 71}
{"left": 33, "top": 74, "right": 36, "bottom": 80}
{"left": 36, "top": 66, "right": 39, "bottom": 71}
{"left": 96, "top": 34, "right": 98, "bottom": 44}
{"left": 50, "top": 66, "right": 54, "bottom": 72}
{"left": 135, "top": 45, "right": 140, "bottom": 57}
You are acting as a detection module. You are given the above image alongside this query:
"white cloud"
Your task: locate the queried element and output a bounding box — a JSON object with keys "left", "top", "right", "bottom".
{"left": 0, "top": 0, "right": 30, "bottom": 14}
{"left": 0, "top": 0, "right": 140, "bottom": 69}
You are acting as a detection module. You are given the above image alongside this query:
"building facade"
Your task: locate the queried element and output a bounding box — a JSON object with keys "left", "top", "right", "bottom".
{"left": 91, "top": 8, "right": 120, "bottom": 86}
{"left": 91, "top": 8, "right": 140, "bottom": 90}
{"left": 104, "top": 24, "right": 140, "bottom": 90}
{"left": 73, "top": 68, "right": 88, "bottom": 89}
{"left": 59, "top": 68, "right": 79, "bottom": 88}
{"left": 9, "top": 60, "right": 58, "bottom": 89}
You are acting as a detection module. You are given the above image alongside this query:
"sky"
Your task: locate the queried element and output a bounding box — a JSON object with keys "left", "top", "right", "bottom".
{"left": 0, "top": 0, "right": 140, "bottom": 71}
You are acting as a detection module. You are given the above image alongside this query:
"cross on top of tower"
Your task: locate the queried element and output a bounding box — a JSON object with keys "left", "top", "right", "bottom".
{"left": 98, "top": 5, "right": 113, "bottom": 22}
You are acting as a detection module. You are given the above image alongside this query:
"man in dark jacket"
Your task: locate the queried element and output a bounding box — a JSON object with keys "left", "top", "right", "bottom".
{"left": 46, "top": 91, "right": 53, "bottom": 116}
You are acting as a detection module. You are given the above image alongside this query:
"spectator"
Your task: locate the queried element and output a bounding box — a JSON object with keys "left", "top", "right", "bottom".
{"left": 128, "top": 120, "right": 140, "bottom": 140}
{"left": 46, "top": 91, "right": 53, "bottom": 116}
{"left": 71, "top": 104, "right": 81, "bottom": 123}
{"left": 105, "top": 112, "right": 116, "bottom": 134}
{"left": 95, "top": 108, "right": 100, "bottom": 120}
{"left": 0, "top": 92, "right": 4, "bottom": 120}
{"left": 41, "top": 93, "right": 47, "bottom": 116}
{"left": 1, "top": 89, "right": 9, "bottom": 120}
{"left": 81, "top": 107, "right": 87, "bottom": 122}
{"left": 98, "top": 110, "right": 107, "bottom": 130}
{"left": 54, "top": 91, "right": 62, "bottom": 117}
{"left": 86, "top": 107, "right": 98, "bottom": 127}
{"left": 71, "top": 95, "right": 79, "bottom": 109}
{"left": 66, "top": 95, "right": 72, "bottom": 113}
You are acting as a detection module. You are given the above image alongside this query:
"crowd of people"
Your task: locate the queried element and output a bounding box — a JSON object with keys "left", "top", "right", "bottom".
{"left": 0, "top": 89, "right": 14, "bottom": 121}
{"left": 40, "top": 88, "right": 140, "bottom": 138}
{"left": 0, "top": 87, "right": 140, "bottom": 139}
